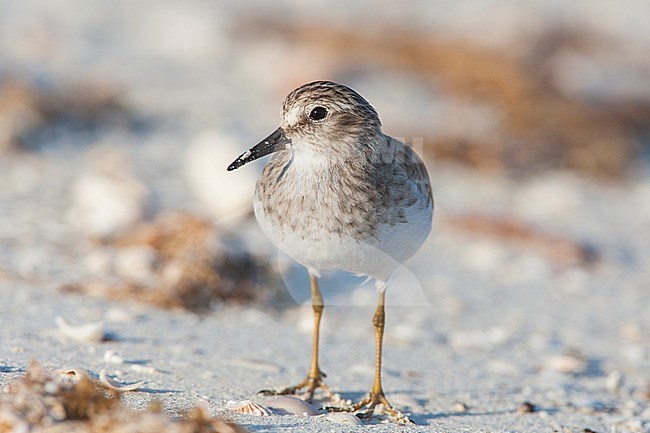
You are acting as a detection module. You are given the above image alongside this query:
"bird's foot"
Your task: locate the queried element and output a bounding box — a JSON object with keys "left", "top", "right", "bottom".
{"left": 326, "top": 390, "right": 413, "bottom": 424}
{"left": 258, "top": 371, "right": 333, "bottom": 403}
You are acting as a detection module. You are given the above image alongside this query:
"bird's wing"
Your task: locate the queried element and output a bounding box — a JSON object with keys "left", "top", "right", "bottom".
{"left": 387, "top": 135, "right": 434, "bottom": 209}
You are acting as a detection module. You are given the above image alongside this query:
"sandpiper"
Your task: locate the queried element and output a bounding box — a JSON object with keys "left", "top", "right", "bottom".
{"left": 228, "top": 80, "right": 433, "bottom": 423}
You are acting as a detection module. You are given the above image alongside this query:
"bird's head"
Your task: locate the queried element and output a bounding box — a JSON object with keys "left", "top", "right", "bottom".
{"left": 227, "top": 81, "right": 382, "bottom": 171}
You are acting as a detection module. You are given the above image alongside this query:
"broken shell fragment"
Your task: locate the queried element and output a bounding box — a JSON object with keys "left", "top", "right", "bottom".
{"left": 99, "top": 369, "right": 145, "bottom": 391}
{"left": 55, "top": 316, "right": 105, "bottom": 343}
{"left": 226, "top": 400, "right": 273, "bottom": 416}
{"left": 56, "top": 367, "right": 93, "bottom": 381}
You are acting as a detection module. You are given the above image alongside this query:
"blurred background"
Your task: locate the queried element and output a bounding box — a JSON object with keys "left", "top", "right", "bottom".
{"left": 1, "top": 3, "right": 649, "bottom": 430}
{"left": 1, "top": 0, "right": 649, "bottom": 316}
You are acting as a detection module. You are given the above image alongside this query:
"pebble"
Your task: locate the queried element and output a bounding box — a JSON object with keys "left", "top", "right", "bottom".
{"left": 452, "top": 401, "right": 469, "bottom": 412}
{"left": 517, "top": 401, "right": 537, "bottom": 414}
{"left": 542, "top": 354, "right": 586, "bottom": 374}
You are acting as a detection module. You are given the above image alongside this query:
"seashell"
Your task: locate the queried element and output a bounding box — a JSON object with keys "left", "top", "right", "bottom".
{"left": 226, "top": 400, "right": 272, "bottom": 416}
{"left": 263, "top": 395, "right": 320, "bottom": 416}
{"left": 56, "top": 367, "right": 93, "bottom": 381}
{"left": 323, "top": 412, "right": 362, "bottom": 425}
{"left": 99, "top": 369, "right": 145, "bottom": 391}
{"left": 55, "top": 316, "right": 105, "bottom": 343}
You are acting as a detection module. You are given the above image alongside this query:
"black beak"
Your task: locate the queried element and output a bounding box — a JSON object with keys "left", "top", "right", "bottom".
{"left": 227, "top": 127, "right": 291, "bottom": 171}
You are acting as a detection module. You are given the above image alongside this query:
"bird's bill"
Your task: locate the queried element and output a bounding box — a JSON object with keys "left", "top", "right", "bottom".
{"left": 227, "top": 127, "right": 291, "bottom": 171}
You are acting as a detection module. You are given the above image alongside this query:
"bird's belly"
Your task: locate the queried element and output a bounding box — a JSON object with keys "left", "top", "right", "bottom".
{"left": 253, "top": 193, "right": 432, "bottom": 280}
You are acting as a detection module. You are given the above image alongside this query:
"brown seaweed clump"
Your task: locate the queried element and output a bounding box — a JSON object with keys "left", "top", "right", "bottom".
{"left": 0, "top": 77, "right": 133, "bottom": 153}
{"left": 0, "top": 360, "right": 246, "bottom": 433}
{"left": 62, "top": 211, "right": 276, "bottom": 312}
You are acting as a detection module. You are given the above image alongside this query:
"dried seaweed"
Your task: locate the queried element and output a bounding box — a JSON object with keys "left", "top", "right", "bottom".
{"left": 0, "top": 360, "right": 247, "bottom": 433}
{"left": 62, "top": 211, "right": 274, "bottom": 311}
{"left": 0, "top": 76, "right": 142, "bottom": 152}
{"left": 445, "top": 214, "right": 599, "bottom": 267}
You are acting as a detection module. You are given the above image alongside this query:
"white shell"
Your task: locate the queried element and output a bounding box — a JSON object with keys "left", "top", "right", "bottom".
{"left": 99, "top": 369, "right": 146, "bottom": 391}
{"left": 323, "top": 412, "right": 362, "bottom": 425}
{"left": 263, "top": 395, "right": 320, "bottom": 416}
{"left": 226, "top": 400, "right": 272, "bottom": 416}
{"left": 55, "top": 316, "right": 105, "bottom": 343}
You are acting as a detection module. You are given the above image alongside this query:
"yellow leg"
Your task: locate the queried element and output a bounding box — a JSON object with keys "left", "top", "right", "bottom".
{"left": 307, "top": 271, "right": 325, "bottom": 383}
{"left": 259, "top": 270, "right": 331, "bottom": 402}
{"left": 371, "top": 288, "right": 386, "bottom": 396}
{"left": 328, "top": 286, "right": 413, "bottom": 424}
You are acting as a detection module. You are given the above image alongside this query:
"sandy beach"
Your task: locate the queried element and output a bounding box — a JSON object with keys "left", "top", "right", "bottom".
{"left": 1, "top": 1, "right": 649, "bottom": 431}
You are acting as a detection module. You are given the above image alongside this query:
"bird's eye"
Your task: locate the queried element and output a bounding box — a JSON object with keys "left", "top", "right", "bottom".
{"left": 308, "top": 106, "right": 328, "bottom": 121}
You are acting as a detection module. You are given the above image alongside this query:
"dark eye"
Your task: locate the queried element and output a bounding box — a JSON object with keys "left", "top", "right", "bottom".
{"left": 308, "top": 106, "right": 328, "bottom": 121}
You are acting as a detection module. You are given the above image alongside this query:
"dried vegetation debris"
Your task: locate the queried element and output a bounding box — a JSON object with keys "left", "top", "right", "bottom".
{"left": 62, "top": 211, "right": 273, "bottom": 311}
{"left": 240, "top": 19, "right": 650, "bottom": 177}
{"left": 0, "top": 76, "right": 135, "bottom": 153}
{"left": 444, "top": 213, "right": 599, "bottom": 267}
{"left": 0, "top": 360, "right": 246, "bottom": 433}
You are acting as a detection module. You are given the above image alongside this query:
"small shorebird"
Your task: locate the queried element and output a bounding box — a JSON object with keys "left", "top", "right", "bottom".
{"left": 227, "top": 80, "right": 433, "bottom": 423}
